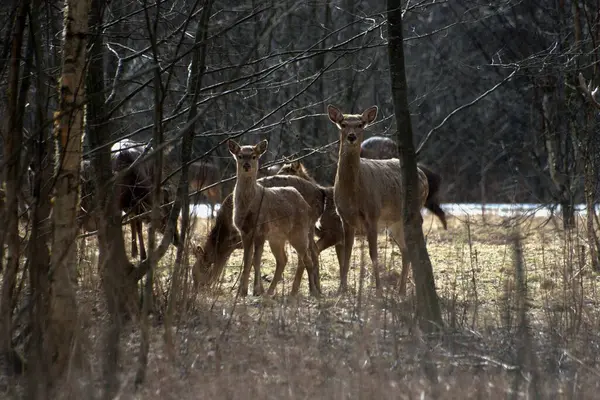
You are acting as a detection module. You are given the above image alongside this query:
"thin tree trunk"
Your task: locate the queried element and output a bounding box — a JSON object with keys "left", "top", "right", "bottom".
{"left": 86, "top": 0, "right": 136, "bottom": 397}
{"left": 26, "top": 0, "right": 54, "bottom": 397}
{"left": 0, "top": 0, "right": 29, "bottom": 380}
{"left": 387, "top": 0, "right": 443, "bottom": 332}
{"left": 46, "top": 0, "right": 90, "bottom": 389}
{"left": 164, "top": 0, "right": 213, "bottom": 357}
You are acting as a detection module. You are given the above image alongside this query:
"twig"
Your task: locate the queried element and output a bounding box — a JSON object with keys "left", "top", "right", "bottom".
{"left": 416, "top": 66, "right": 519, "bottom": 156}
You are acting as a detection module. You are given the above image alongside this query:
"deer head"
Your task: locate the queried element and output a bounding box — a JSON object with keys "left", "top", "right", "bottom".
{"left": 228, "top": 139, "right": 268, "bottom": 176}
{"left": 327, "top": 105, "right": 378, "bottom": 150}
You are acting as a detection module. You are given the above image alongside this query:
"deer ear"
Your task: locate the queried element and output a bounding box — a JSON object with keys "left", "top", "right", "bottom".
{"left": 362, "top": 106, "right": 378, "bottom": 125}
{"left": 227, "top": 140, "right": 240, "bottom": 156}
{"left": 256, "top": 140, "right": 268, "bottom": 156}
{"left": 327, "top": 105, "right": 344, "bottom": 124}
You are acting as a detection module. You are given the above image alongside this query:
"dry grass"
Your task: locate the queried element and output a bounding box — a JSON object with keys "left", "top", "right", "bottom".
{"left": 22, "top": 210, "right": 600, "bottom": 398}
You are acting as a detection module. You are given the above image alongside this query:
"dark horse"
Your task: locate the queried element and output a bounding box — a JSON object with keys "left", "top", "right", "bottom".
{"left": 79, "top": 139, "right": 179, "bottom": 260}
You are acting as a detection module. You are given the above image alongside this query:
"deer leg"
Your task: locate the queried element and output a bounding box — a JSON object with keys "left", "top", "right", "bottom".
{"left": 334, "top": 243, "right": 344, "bottom": 275}
{"left": 130, "top": 221, "right": 138, "bottom": 258}
{"left": 252, "top": 237, "right": 266, "bottom": 296}
{"left": 289, "top": 234, "right": 313, "bottom": 296}
{"left": 238, "top": 236, "right": 255, "bottom": 297}
{"left": 365, "top": 224, "right": 382, "bottom": 294}
{"left": 308, "top": 229, "right": 321, "bottom": 294}
{"left": 136, "top": 219, "right": 147, "bottom": 261}
{"left": 390, "top": 221, "right": 410, "bottom": 296}
{"left": 316, "top": 233, "right": 344, "bottom": 280}
{"left": 339, "top": 221, "right": 355, "bottom": 293}
{"left": 266, "top": 240, "right": 287, "bottom": 296}
{"left": 304, "top": 250, "right": 320, "bottom": 297}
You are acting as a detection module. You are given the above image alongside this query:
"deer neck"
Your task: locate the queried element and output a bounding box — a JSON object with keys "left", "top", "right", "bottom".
{"left": 335, "top": 145, "right": 361, "bottom": 196}
{"left": 233, "top": 173, "right": 260, "bottom": 215}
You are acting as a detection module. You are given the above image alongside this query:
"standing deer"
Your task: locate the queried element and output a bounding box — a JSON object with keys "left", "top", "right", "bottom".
{"left": 360, "top": 136, "right": 447, "bottom": 229}
{"left": 228, "top": 139, "right": 320, "bottom": 296}
{"left": 327, "top": 105, "right": 429, "bottom": 294}
{"left": 193, "top": 173, "right": 325, "bottom": 289}
{"left": 77, "top": 140, "right": 179, "bottom": 260}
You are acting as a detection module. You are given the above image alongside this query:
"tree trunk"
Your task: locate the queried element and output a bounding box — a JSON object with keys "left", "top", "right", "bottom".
{"left": 164, "top": 0, "right": 214, "bottom": 357}
{"left": 45, "top": 0, "right": 90, "bottom": 388}
{"left": 86, "top": 0, "right": 137, "bottom": 397}
{"left": 0, "top": 0, "right": 29, "bottom": 380}
{"left": 387, "top": 0, "right": 443, "bottom": 332}
{"left": 26, "top": 0, "right": 54, "bottom": 397}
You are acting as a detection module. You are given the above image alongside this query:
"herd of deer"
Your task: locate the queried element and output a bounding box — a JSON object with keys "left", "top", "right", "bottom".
{"left": 192, "top": 105, "right": 448, "bottom": 297}
{"left": 75, "top": 105, "right": 447, "bottom": 297}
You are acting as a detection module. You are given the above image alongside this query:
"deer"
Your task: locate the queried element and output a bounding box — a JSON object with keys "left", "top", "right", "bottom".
{"left": 192, "top": 167, "right": 325, "bottom": 289}
{"left": 360, "top": 136, "right": 447, "bottom": 229}
{"left": 327, "top": 105, "right": 430, "bottom": 295}
{"left": 77, "top": 140, "right": 179, "bottom": 260}
{"left": 227, "top": 139, "right": 320, "bottom": 297}
{"left": 195, "top": 153, "right": 444, "bottom": 294}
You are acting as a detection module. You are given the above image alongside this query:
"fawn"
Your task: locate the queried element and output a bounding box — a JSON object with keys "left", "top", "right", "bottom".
{"left": 193, "top": 173, "right": 325, "bottom": 290}
{"left": 228, "top": 139, "right": 320, "bottom": 296}
{"left": 327, "top": 105, "right": 429, "bottom": 295}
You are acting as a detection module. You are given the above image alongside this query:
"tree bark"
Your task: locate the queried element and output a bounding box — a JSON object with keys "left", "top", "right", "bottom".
{"left": 387, "top": 0, "right": 443, "bottom": 332}
{"left": 0, "top": 0, "right": 29, "bottom": 380}
{"left": 86, "top": 0, "right": 137, "bottom": 397}
{"left": 26, "top": 0, "right": 54, "bottom": 397}
{"left": 46, "top": 0, "right": 90, "bottom": 387}
{"left": 164, "top": 0, "right": 214, "bottom": 356}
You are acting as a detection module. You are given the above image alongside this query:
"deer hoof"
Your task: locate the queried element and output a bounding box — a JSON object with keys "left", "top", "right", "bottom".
{"left": 253, "top": 285, "right": 265, "bottom": 296}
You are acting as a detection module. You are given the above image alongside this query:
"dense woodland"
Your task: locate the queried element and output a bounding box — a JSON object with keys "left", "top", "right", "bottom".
{"left": 1, "top": 0, "right": 600, "bottom": 398}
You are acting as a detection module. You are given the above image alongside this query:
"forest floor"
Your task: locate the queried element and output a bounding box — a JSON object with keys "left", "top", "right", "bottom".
{"left": 67, "top": 211, "right": 600, "bottom": 398}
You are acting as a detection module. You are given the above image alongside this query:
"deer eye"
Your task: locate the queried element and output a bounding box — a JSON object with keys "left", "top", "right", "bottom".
{"left": 340, "top": 122, "right": 347, "bottom": 128}
{"left": 252, "top": 155, "right": 256, "bottom": 160}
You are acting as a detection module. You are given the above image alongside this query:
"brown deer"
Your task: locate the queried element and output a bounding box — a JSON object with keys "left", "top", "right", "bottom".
{"left": 195, "top": 157, "right": 443, "bottom": 294}
{"left": 228, "top": 139, "right": 320, "bottom": 296}
{"left": 327, "top": 105, "right": 429, "bottom": 295}
{"left": 78, "top": 140, "right": 179, "bottom": 260}
{"left": 360, "top": 136, "right": 447, "bottom": 229}
{"left": 193, "top": 173, "right": 325, "bottom": 289}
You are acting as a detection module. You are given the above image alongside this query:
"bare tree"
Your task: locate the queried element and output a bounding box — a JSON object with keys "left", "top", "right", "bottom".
{"left": 387, "top": 0, "right": 442, "bottom": 331}
{"left": 45, "top": 0, "right": 90, "bottom": 390}
{"left": 0, "top": 0, "right": 30, "bottom": 382}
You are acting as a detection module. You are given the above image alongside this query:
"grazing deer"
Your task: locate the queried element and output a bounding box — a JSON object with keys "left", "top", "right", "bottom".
{"left": 327, "top": 105, "right": 430, "bottom": 294}
{"left": 360, "top": 136, "right": 447, "bottom": 229}
{"left": 195, "top": 157, "right": 443, "bottom": 294}
{"left": 188, "top": 160, "right": 222, "bottom": 218}
{"left": 228, "top": 139, "right": 320, "bottom": 296}
{"left": 193, "top": 173, "right": 325, "bottom": 289}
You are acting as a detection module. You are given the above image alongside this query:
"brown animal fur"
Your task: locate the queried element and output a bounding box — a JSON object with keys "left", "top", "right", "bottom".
{"left": 78, "top": 141, "right": 179, "bottom": 260}
{"left": 360, "top": 136, "right": 447, "bottom": 229}
{"left": 327, "top": 105, "right": 429, "bottom": 295}
{"left": 193, "top": 174, "right": 326, "bottom": 289}
{"left": 228, "top": 139, "right": 320, "bottom": 296}
{"left": 276, "top": 160, "right": 316, "bottom": 183}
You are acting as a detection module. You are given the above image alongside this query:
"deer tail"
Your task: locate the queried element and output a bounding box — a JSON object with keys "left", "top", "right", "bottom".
{"left": 418, "top": 164, "right": 448, "bottom": 230}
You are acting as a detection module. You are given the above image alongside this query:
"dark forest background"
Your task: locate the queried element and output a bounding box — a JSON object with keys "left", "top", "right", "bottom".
{"left": 5, "top": 1, "right": 599, "bottom": 206}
